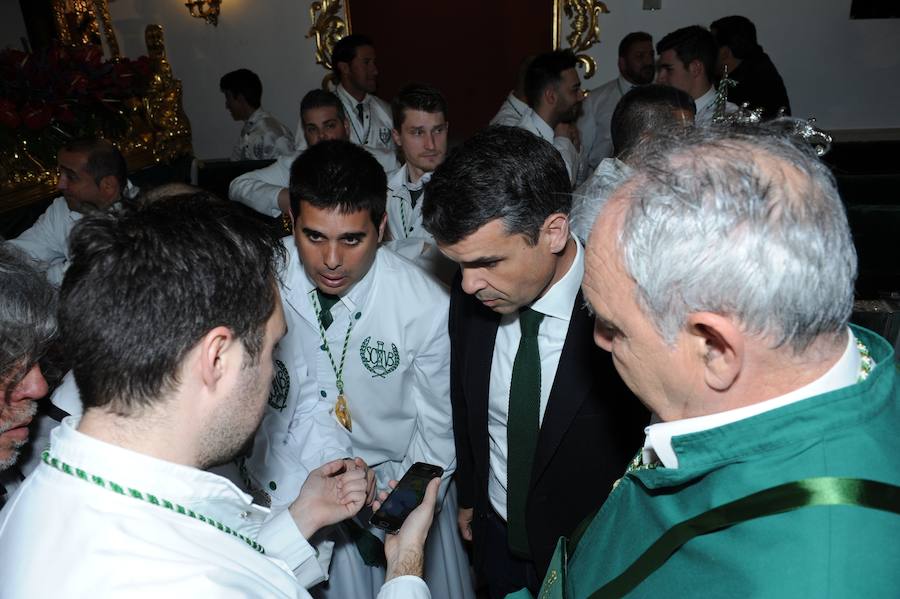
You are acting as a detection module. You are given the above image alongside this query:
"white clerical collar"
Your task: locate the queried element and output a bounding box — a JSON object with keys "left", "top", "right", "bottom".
{"left": 529, "top": 235, "right": 583, "bottom": 322}
{"left": 644, "top": 328, "right": 860, "bottom": 469}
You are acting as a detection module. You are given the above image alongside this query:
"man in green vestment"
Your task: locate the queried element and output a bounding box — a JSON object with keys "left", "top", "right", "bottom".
{"left": 517, "top": 125, "right": 900, "bottom": 598}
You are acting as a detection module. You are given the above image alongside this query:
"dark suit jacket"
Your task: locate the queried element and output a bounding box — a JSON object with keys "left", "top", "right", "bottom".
{"left": 448, "top": 276, "right": 648, "bottom": 577}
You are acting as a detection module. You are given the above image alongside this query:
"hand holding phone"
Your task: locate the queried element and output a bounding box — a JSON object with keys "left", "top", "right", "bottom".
{"left": 369, "top": 462, "right": 443, "bottom": 533}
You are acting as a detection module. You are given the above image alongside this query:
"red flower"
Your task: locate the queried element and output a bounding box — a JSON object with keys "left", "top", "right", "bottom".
{"left": 21, "top": 102, "right": 52, "bottom": 130}
{"left": 0, "top": 98, "right": 20, "bottom": 129}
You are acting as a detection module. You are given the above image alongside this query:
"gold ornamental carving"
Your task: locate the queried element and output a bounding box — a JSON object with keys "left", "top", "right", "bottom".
{"left": 307, "top": 0, "right": 351, "bottom": 88}
{"left": 52, "top": 0, "right": 120, "bottom": 58}
{"left": 0, "top": 19, "right": 192, "bottom": 214}
{"left": 553, "top": 0, "right": 610, "bottom": 80}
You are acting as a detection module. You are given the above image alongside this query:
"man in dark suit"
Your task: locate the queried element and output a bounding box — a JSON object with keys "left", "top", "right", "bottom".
{"left": 422, "top": 126, "right": 647, "bottom": 599}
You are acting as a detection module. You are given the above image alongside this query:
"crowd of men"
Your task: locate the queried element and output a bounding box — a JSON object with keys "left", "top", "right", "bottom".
{"left": 2, "top": 14, "right": 899, "bottom": 599}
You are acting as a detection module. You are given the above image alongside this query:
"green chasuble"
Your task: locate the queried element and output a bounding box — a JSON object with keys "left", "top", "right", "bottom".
{"left": 513, "top": 326, "right": 900, "bottom": 598}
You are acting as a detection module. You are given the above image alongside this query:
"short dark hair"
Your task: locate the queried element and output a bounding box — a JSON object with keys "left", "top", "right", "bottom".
{"left": 391, "top": 83, "right": 448, "bottom": 129}
{"left": 219, "top": 68, "right": 263, "bottom": 108}
{"left": 61, "top": 139, "right": 127, "bottom": 194}
{"left": 0, "top": 244, "right": 56, "bottom": 393}
{"left": 656, "top": 25, "right": 717, "bottom": 82}
{"left": 711, "top": 15, "right": 760, "bottom": 60}
{"left": 423, "top": 126, "right": 571, "bottom": 246}
{"left": 331, "top": 34, "right": 375, "bottom": 81}
{"left": 59, "top": 192, "right": 285, "bottom": 413}
{"left": 300, "top": 89, "right": 346, "bottom": 121}
{"left": 618, "top": 31, "right": 652, "bottom": 57}
{"left": 611, "top": 84, "right": 696, "bottom": 157}
{"left": 289, "top": 139, "right": 386, "bottom": 226}
{"left": 524, "top": 49, "right": 577, "bottom": 108}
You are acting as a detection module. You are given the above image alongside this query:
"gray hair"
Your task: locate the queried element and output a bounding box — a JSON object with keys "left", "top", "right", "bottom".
{"left": 615, "top": 123, "right": 856, "bottom": 352}
{"left": 0, "top": 244, "right": 58, "bottom": 384}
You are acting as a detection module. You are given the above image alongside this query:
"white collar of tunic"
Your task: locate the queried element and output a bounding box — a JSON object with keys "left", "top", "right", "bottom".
{"left": 644, "top": 328, "right": 861, "bottom": 468}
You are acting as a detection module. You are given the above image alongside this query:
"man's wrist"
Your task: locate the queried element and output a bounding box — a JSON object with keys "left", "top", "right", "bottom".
{"left": 385, "top": 546, "right": 424, "bottom": 582}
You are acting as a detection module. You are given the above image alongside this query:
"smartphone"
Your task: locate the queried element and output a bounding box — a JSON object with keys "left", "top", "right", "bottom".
{"left": 369, "top": 462, "right": 444, "bottom": 533}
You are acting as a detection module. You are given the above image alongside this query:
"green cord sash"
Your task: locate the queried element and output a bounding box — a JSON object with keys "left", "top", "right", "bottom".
{"left": 587, "top": 477, "right": 900, "bottom": 598}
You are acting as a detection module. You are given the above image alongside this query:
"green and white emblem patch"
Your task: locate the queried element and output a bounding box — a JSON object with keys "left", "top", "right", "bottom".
{"left": 267, "top": 359, "right": 289, "bottom": 411}
{"left": 359, "top": 336, "right": 400, "bottom": 378}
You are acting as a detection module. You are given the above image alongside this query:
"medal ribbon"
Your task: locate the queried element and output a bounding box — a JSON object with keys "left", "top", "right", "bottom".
{"left": 311, "top": 290, "right": 358, "bottom": 430}
{"left": 41, "top": 450, "right": 266, "bottom": 554}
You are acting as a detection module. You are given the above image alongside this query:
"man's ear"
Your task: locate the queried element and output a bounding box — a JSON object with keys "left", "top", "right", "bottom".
{"left": 543, "top": 84, "right": 558, "bottom": 108}
{"left": 197, "top": 325, "right": 238, "bottom": 392}
{"left": 541, "top": 212, "right": 571, "bottom": 254}
{"left": 99, "top": 175, "right": 120, "bottom": 202}
{"left": 337, "top": 62, "right": 350, "bottom": 81}
{"left": 377, "top": 212, "right": 388, "bottom": 243}
{"left": 391, "top": 128, "right": 402, "bottom": 147}
{"left": 686, "top": 312, "right": 743, "bottom": 392}
{"left": 617, "top": 55, "right": 627, "bottom": 75}
{"left": 688, "top": 58, "right": 704, "bottom": 79}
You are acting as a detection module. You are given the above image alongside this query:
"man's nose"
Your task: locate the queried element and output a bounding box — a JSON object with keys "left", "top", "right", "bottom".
{"left": 9, "top": 364, "right": 48, "bottom": 404}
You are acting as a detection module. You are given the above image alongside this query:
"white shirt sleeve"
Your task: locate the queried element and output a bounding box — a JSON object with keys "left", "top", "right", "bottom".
{"left": 8, "top": 197, "right": 75, "bottom": 286}
{"left": 376, "top": 575, "right": 431, "bottom": 599}
{"left": 258, "top": 508, "right": 329, "bottom": 588}
{"left": 228, "top": 154, "right": 295, "bottom": 217}
{"left": 395, "top": 290, "right": 456, "bottom": 505}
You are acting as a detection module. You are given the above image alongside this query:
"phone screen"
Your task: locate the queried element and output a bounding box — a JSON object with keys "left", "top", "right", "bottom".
{"left": 370, "top": 462, "right": 443, "bottom": 533}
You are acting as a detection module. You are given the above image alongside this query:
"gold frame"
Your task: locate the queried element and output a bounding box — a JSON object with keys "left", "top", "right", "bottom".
{"left": 553, "top": 0, "right": 609, "bottom": 79}
{"left": 307, "top": 0, "right": 607, "bottom": 82}
{"left": 0, "top": 13, "right": 192, "bottom": 214}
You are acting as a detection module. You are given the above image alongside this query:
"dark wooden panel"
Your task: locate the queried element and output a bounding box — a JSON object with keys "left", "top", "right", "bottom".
{"left": 348, "top": 0, "right": 552, "bottom": 142}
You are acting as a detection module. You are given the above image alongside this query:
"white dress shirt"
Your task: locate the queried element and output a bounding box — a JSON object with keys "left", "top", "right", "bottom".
{"left": 489, "top": 92, "right": 531, "bottom": 127}
{"left": 232, "top": 107, "right": 295, "bottom": 161}
{"left": 9, "top": 182, "right": 138, "bottom": 286}
{"left": 0, "top": 418, "right": 430, "bottom": 598}
{"left": 515, "top": 109, "right": 578, "bottom": 185}
{"left": 643, "top": 328, "right": 861, "bottom": 469}
{"left": 693, "top": 85, "right": 738, "bottom": 125}
{"left": 487, "top": 237, "right": 584, "bottom": 519}
{"left": 293, "top": 84, "right": 399, "bottom": 173}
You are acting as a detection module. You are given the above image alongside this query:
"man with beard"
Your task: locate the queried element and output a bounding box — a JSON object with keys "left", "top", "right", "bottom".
{"left": 0, "top": 244, "right": 55, "bottom": 508}
{"left": 10, "top": 139, "right": 137, "bottom": 286}
{"left": 515, "top": 50, "right": 584, "bottom": 185}
{"left": 576, "top": 32, "right": 655, "bottom": 183}
{"left": 0, "top": 195, "right": 436, "bottom": 597}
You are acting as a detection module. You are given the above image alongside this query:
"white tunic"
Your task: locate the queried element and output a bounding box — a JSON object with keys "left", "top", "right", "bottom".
{"left": 514, "top": 109, "right": 578, "bottom": 185}
{"left": 245, "top": 243, "right": 472, "bottom": 599}
{"left": 383, "top": 165, "right": 457, "bottom": 284}
{"left": 9, "top": 182, "right": 138, "bottom": 286}
{"left": 229, "top": 151, "right": 298, "bottom": 217}
{"left": 232, "top": 107, "right": 296, "bottom": 161}
{"left": 0, "top": 418, "right": 429, "bottom": 598}
{"left": 294, "top": 84, "right": 399, "bottom": 173}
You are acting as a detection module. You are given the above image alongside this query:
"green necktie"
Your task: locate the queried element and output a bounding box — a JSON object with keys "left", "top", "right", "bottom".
{"left": 506, "top": 307, "right": 545, "bottom": 558}
{"left": 317, "top": 290, "right": 340, "bottom": 330}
